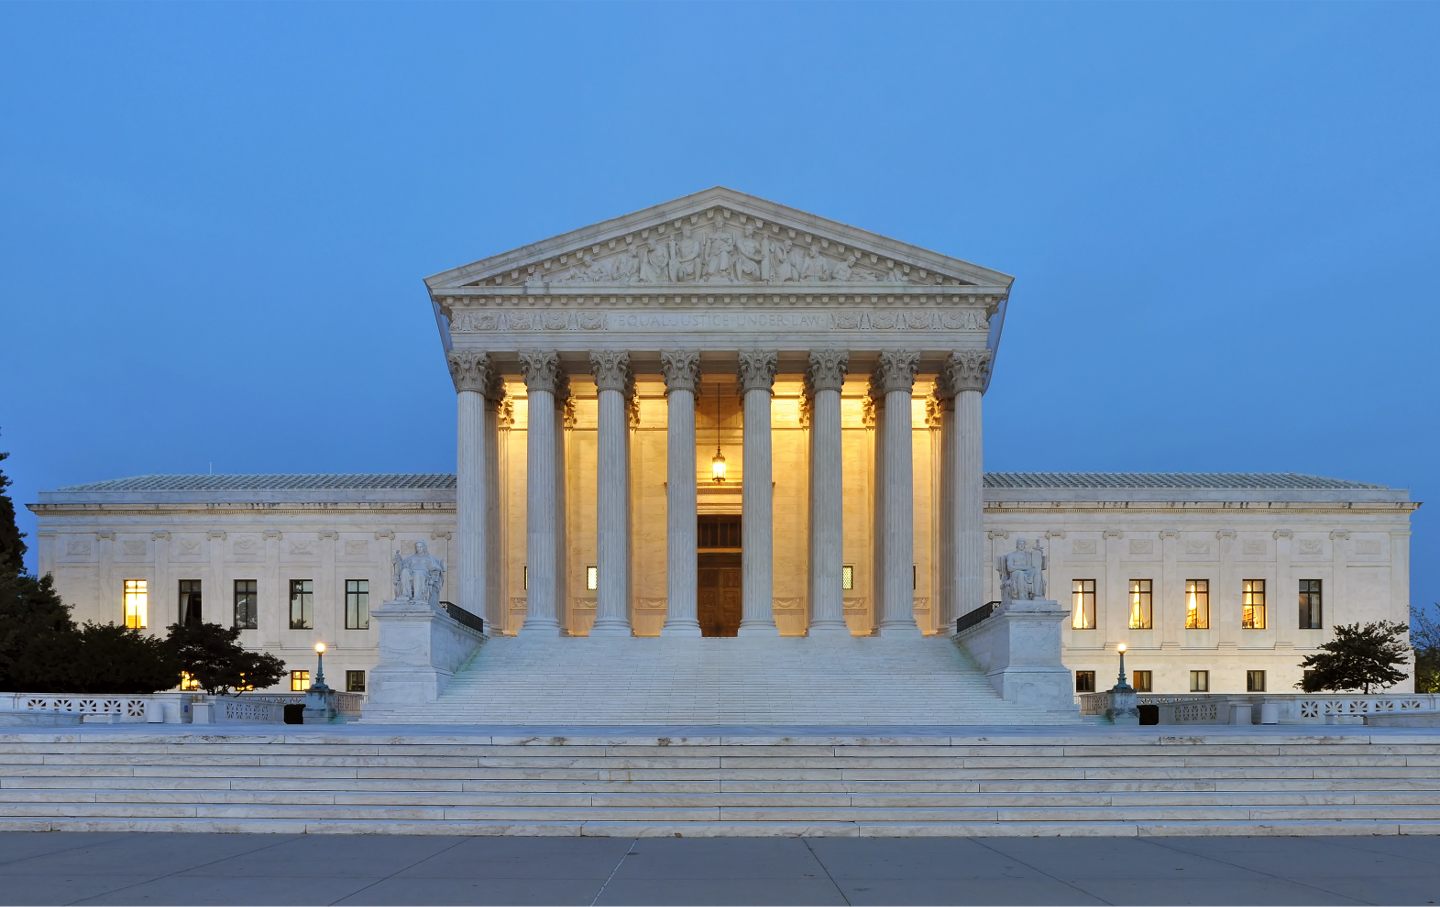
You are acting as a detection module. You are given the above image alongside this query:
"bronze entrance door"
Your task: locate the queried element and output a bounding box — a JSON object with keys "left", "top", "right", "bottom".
{"left": 697, "top": 515, "right": 742, "bottom": 637}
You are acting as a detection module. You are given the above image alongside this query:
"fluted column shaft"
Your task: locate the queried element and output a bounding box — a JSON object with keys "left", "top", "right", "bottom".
{"left": 554, "top": 376, "right": 571, "bottom": 634}
{"left": 661, "top": 352, "right": 702, "bottom": 636}
{"left": 936, "top": 394, "right": 957, "bottom": 630}
{"left": 448, "top": 352, "right": 491, "bottom": 627}
{"left": 808, "top": 351, "right": 849, "bottom": 635}
{"left": 590, "top": 352, "right": 632, "bottom": 636}
{"left": 519, "top": 352, "right": 562, "bottom": 634}
{"left": 876, "top": 351, "right": 920, "bottom": 636}
{"left": 483, "top": 384, "right": 505, "bottom": 630}
{"left": 738, "top": 350, "right": 778, "bottom": 636}
{"left": 946, "top": 350, "right": 993, "bottom": 627}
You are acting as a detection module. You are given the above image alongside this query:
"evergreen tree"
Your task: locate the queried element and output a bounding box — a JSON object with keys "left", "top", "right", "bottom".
{"left": 165, "top": 621, "right": 286, "bottom": 695}
{"left": 0, "top": 435, "right": 26, "bottom": 576}
{"left": 1413, "top": 607, "right": 1440, "bottom": 694}
{"left": 71, "top": 623, "right": 180, "bottom": 694}
{"left": 0, "top": 571, "right": 77, "bottom": 691}
{"left": 1298, "top": 621, "right": 1411, "bottom": 694}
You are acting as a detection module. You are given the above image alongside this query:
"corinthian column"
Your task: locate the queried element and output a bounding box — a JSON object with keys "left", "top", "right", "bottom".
{"left": 944, "top": 349, "right": 992, "bottom": 628}
{"left": 448, "top": 350, "right": 491, "bottom": 623}
{"left": 518, "top": 351, "right": 562, "bottom": 635}
{"left": 807, "top": 350, "right": 849, "bottom": 636}
{"left": 661, "top": 351, "right": 702, "bottom": 637}
{"left": 933, "top": 375, "right": 957, "bottom": 630}
{"left": 737, "top": 350, "right": 777, "bottom": 636}
{"left": 483, "top": 370, "right": 507, "bottom": 631}
{"left": 875, "top": 351, "right": 920, "bottom": 636}
{"left": 589, "top": 351, "right": 633, "bottom": 636}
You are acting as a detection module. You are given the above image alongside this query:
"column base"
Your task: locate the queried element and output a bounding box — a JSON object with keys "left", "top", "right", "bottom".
{"left": 807, "top": 620, "right": 850, "bottom": 636}
{"left": 660, "top": 619, "right": 702, "bottom": 637}
{"left": 875, "top": 620, "right": 922, "bottom": 637}
{"left": 519, "top": 618, "right": 563, "bottom": 636}
{"left": 737, "top": 620, "right": 778, "bottom": 636}
{"left": 588, "top": 619, "right": 633, "bottom": 637}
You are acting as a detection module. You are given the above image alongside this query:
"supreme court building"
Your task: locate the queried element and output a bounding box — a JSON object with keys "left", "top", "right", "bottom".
{"left": 30, "top": 189, "right": 1419, "bottom": 702}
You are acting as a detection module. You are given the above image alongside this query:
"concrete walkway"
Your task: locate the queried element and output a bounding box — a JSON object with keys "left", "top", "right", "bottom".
{"left": 1, "top": 832, "right": 1438, "bottom": 905}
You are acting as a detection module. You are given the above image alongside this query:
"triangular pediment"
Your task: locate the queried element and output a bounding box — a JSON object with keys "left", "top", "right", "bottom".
{"left": 426, "top": 188, "right": 1013, "bottom": 292}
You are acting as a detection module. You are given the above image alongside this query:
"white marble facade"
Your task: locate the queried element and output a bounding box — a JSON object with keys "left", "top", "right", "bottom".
{"left": 27, "top": 189, "right": 1420, "bottom": 695}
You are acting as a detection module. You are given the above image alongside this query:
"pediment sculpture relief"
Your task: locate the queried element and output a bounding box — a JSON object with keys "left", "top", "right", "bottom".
{"left": 472, "top": 211, "right": 968, "bottom": 289}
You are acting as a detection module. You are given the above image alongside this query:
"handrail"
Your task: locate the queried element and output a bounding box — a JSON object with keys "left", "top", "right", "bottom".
{"left": 955, "top": 601, "right": 1001, "bottom": 635}
{"left": 440, "top": 601, "right": 486, "bottom": 635}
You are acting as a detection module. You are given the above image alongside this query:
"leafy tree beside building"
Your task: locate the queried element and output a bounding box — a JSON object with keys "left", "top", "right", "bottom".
{"left": 1298, "top": 621, "right": 1412, "bottom": 694}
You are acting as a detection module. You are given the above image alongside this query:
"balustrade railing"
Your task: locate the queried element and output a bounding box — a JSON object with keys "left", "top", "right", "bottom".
{"left": 954, "top": 601, "right": 999, "bottom": 635}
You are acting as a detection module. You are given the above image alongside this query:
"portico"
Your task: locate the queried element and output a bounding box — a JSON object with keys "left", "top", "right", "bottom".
{"left": 426, "top": 188, "right": 1012, "bottom": 638}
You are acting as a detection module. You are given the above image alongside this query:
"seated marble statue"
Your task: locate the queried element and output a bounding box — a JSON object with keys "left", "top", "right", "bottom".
{"left": 391, "top": 540, "right": 446, "bottom": 606}
{"left": 996, "top": 538, "right": 1047, "bottom": 601}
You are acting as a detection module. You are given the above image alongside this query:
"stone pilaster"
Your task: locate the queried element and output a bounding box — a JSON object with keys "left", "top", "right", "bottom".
{"left": 874, "top": 351, "right": 920, "bottom": 636}
{"left": 660, "top": 351, "right": 702, "bottom": 637}
{"left": 518, "top": 351, "right": 562, "bottom": 635}
{"left": 590, "top": 351, "right": 633, "bottom": 636}
{"left": 737, "top": 350, "right": 777, "bottom": 636}
{"left": 943, "top": 349, "right": 992, "bottom": 628}
{"left": 807, "top": 350, "right": 849, "bottom": 636}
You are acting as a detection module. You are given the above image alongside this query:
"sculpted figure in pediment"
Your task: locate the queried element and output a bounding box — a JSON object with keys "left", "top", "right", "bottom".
{"left": 673, "top": 228, "right": 702, "bottom": 282}
{"left": 703, "top": 227, "right": 736, "bottom": 282}
{"left": 736, "top": 226, "right": 764, "bottom": 281}
{"left": 638, "top": 240, "right": 670, "bottom": 283}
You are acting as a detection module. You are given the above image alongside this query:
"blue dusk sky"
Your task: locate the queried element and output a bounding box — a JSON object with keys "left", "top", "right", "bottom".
{"left": 1, "top": 2, "right": 1436, "bottom": 616}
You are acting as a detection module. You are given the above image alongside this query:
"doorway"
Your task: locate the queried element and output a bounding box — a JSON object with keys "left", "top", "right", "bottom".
{"left": 697, "top": 515, "right": 741, "bottom": 637}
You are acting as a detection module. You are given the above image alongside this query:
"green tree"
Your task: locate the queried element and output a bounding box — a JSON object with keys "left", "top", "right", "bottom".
{"left": 1413, "top": 607, "right": 1440, "bottom": 694}
{"left": 1298, "top": 621, "right": 1411, "bottom": 694}
{"left": 0, "top": 435, "right": 26, "bottom": 577}
{"left": 70, "top": 622, "right": 180, "bottom": 694}
{"left": 165, "top": 621, "right": 286, "bottom": 695}
{"left": 0, "top": 571, "right": 78, "bottom": 691}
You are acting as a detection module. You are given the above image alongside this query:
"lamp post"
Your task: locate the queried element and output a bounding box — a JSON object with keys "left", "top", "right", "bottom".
{"left": 302, "top": 641, "right": 335, "bottom": 724}
{"left": 1106, "top": 642, "right": 1140, "bottom": 726}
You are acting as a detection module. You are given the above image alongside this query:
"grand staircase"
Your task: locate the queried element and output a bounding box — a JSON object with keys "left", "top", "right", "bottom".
{"left": 361, "top": 635, "right": 1078, "bottom": 726}
{"left": 2, "top": 729, "right": 1440, "bottom": 836}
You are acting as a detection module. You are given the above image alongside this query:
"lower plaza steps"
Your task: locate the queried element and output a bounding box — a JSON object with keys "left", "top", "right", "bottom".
{"left": 2, "top": 729, "right": 1440, "bottom": 837}
{"left": 360, "top": 635, "right": 1078, "bottom": 726}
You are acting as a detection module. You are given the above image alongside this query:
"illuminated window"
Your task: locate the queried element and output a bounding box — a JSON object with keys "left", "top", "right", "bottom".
{"left": 1071, "top": 579, "right": 1096, "bottom": 629}
{"left": 289, "top": 579, "right": 314, "bottom": 630}
{"left": 1074, "top": 670, "right": 1096, "bottom": 693}
{"left": 178, "top": 579, "right": 203, "bottom": 627}
{"left": 586, "top": 566, "right": 598, "bottom": 591}
{"left": 841, "top": 565, "right": 854, "bottom": 591}
{"left": 290, "top": 670, "right": 311, "bottom": 692}
{"left": 122, "top": 580, "right": 148, "bottom": 629}
{"left": 1190, "top": 670, "right": 1209, "bottom": 692}
{"left": 345, "top": 579, "right": 369, "bottom": 630}
{"left": 1242, "top": 579, "right": 1266, "bottom": 629}
{"left": 1131, "top": 670, "right": 1152, "bottom": 693}
{"left": 179, "top": 671, "right": 201, "bottom": 692}
{"left": 233, "top": 580, "right": 258, "bottom": 630}
{"left": 1298, "top": 579, "right": 1323, "bottom": 630}
{"left": 1128, "top": 579, "right": 1153, "bottom": 630}
{"left": 1185, "top": 579, "right": 1210, "bottom": 630}
{"left": 1247, "top": 670, "right": 1267, "bottom": 692}
{"left": 346, "top": 670, "right": 366, "bottom": 693}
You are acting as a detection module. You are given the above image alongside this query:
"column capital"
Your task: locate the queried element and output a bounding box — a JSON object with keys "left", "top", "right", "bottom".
{"left": 737, "top": 350, "right": 777, "bottom": 393}
{"left": 660, "top": 351, "right": 702, "bottom": 394}
{"left": 447, "top": 350, "right": 492, "bottom": 394}
{"left": 589, "top": 350, "right": 632, "bottom": 393}
{"left": 943, "top": 349, "right": 994, "bottom": 393}
{"left": 519, "top": 351, "right": 562, "bottom": 394}
{"left": 484, "top": 367, "right": 507, "bottom": 405}
{"left": 924, "top": 395, "right": 945, "bottom": 429}
{"left": 873, "top": 350, "right": 920, "bottom": 394}
{"left": 806, "top": 350, "right": 849, "bottom": 393}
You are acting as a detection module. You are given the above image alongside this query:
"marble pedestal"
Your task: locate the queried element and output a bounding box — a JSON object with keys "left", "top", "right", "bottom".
{"left": 955, "top": 598, "right": 1074, "bottom": 713}
{"left": 366, "top": 598, "right": 486, "bottom": 712}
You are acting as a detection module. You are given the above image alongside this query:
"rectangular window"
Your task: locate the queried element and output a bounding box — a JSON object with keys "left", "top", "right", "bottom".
{"left": 841, "top": 565, "right": 854, "bottom": 591}
{"left": 233, "top": 580, "right": 258, "bottom": 630}
{"left": 1128, "top": 579, "right": 1153, "bottom": 630}
{"left": 345, "top": 579, "right": 370, "bottom": 630}
{"left": 122, "top": 579, "right": 148, "bottom": 629}
{"left": 178, "top": 579, "right": 203, "bottom": 627}
{"left": 290, "top": 670, "right": 311, "bottom": 692}
{"left": 1071, "top": 579, "right": 1096, "bottom": 630}
{"left": 1131, "top": 670, "right": 1153, "bottom": 693}
{"left": 289, "top": 579, "right": 314, "bottom": 630}
{"left": 345, "top": 670, "right": 366, "bottom": 693}
{"left": 1074, "top": 670, "right": 1096, "bottom": 693}
{"left": 1242, "top": 579, "right": 1266, "bottom": 629}
{"left": 1246, "top": 670, "right": 1267, "bottom": 692}
{"left": 1190, "top": 670, "right": 1210, "bottom": 693}
{"left": 586, "top": 566, "right": 598, "bottom": 592}
{"left": 1185, "top": 579, "right": 1210, "bottom": 630}
{"left": 1299, "top": 579, "right": 1323, "bottom": 630}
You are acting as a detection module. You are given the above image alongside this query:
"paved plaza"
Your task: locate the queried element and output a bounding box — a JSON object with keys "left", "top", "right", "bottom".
{"left": 1, "top": 832, "right": 1438, "bottom": 906}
